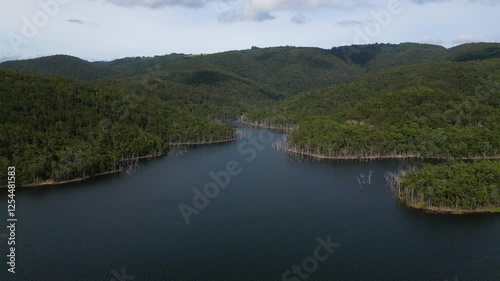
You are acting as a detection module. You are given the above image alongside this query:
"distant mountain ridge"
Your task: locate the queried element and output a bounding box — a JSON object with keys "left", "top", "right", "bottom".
{"left": 2, "top": 42, "right": 500, "bottom": 121}
{"left": 3, "top": 42, "right": 500, "bottom": 97}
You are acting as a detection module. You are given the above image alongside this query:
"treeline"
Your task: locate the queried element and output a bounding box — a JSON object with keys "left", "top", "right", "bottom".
{"left": 0, "top": 70, "right": 234, "bottom": 186}
{"left": 387, "top": 161, "right": 500, "bottom": 212}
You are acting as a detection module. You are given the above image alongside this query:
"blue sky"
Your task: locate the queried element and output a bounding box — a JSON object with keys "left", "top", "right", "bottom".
{"left": 1, "top": 0, "right": 499, "bottom": 61}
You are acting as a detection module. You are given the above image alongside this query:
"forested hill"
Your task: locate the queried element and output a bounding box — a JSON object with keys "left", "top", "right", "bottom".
{"left": 2, "top": 43, "right": 500, "bottom": 121}
{"left": 245, "top": 58, "right": 500, "bottom": 159}
{"left": 0, "top": 70, "right": 234, "bottom": 186}
{"left": 1, "top": 42, "right": 500, "bottom": 188}
{"left": 245, "top": 58, "right": 500, "bottom": 125}
{"left": 0, "top": 55, "right": 114, "bottom": 80}
{"left": 3, "top": 43, "right": 500, "bottom": 98}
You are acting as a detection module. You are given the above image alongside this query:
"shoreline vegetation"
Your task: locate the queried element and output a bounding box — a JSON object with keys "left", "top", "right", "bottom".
{"left": 385, "top": 161, "right": 500, "bottom": 214}
{"left": 269, "top": 133, "right": 500, "bottom": 161}
{"left": 0, "top": 70, "right": 238, "bottom": 189}
{"left": 167, "top": 136, "right": 238, "bottom": 146}
{"left": 240, "top": 117, "right": 296, "bottom": 133}
{"left": 2, "top": 136, "right": 239, "bottom": 189}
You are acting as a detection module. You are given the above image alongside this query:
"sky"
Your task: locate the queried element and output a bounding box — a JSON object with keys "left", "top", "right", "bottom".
{"left": 0, "top": 0, "right": 499, "bottom": 62}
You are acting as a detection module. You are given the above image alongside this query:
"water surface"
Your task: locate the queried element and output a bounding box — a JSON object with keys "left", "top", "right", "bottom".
{"left": 1, "top": 127, "right": 499, "bottom": 281}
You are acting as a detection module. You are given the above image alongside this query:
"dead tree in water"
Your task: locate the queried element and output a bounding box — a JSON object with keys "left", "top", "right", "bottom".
{"left": 356, "top": 170, "right": 374, "bottom": 189}
{"left": 168, "top": 144, "right": 187, "bottom": 157}
{"left": 119, "top": 157, "right": 141, "bottom": 176}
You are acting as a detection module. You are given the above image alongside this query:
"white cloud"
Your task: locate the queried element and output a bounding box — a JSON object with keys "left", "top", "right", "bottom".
{"left": 104, "top": 0, "right": 370, "bottom": 22}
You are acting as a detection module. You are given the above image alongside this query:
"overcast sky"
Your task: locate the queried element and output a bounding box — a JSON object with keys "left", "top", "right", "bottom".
{"left": 1, "top": 0, "right": 499, "bottom": 61}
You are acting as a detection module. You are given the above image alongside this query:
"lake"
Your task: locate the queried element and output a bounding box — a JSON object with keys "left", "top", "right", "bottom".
{"left": 1, "top": 126, "right": 500, "bottom": 281}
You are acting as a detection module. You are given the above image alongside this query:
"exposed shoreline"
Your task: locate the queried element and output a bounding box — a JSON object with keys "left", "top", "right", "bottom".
{"left": 167, "top": 136, "right": 238, "bottom": 146}
{"left": 284, "top": 147, "right": 420, "bottom": 160}
{"left": 282, "top": 146, "right": 500, "bottom": 161}
{"left": 4, "top": 137, "right": 238, "bottom": 189}
{"left": 404, "top": 202, "right": 500, "bottom": 215}
{"left": 240, "top": 120, "right": 295, "bottom": 132}
{"left": 242, "top": 120, "right": 500, "bottom": 161}
{"left": 20, "top": 170, "right": 121, "bottom": 188}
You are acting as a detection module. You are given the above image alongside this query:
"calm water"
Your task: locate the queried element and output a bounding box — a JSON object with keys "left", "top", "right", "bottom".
{"left": 1, "top": 127, "right": 500, "bottom": 281}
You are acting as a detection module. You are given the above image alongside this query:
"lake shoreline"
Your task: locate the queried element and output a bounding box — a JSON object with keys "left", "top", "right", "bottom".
{"left": 3, "top": 137, "right": 238, "bottom": 189}
{"left": 240, "top": 120, "right": 295, "bottom": 132}
{"left": 282, "top": 146, "right": 500, "bottom": 161}
{"left": 404, "top": 202, "right": 500, "bottom": 215}
{"left": 243, "top": 121, "right": 500, "bottom": 161}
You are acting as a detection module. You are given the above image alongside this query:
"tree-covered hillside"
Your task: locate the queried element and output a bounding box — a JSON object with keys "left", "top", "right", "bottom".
{"left": 286, "top": 86, "right": 499, "bottom": 159}
{"left": 447, "top": 43, "right": 500, "bottom": 62}
{"left": 1, "top": 42, "right": 500, "bottom": 190}
{"left": 246, "top": 58, "right": 500, "bottom": 160}
{"left": 0, "top": 70, "right": 234, "bottom": 186}
{"left": 2, "top": 43, "right": 499, "bottom": 121}
{"left": 0, "top": 55, "right": 114, "bottom": 80}
{"left": 330, "top": 42, "right": 446, "bottom": 70}
{"left": 245, "top": 59, "right": 500, "bottom": 126}
{"left": 388, "top": 161, "right": 500, "bottom": 213}
{"left": 105, "top": 69, "right": 283, "bottom": 120}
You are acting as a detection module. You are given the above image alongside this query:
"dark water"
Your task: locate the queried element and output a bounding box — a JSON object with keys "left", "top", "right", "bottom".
{"left": 1, "top": 127, "right": 500, "bottom": 281}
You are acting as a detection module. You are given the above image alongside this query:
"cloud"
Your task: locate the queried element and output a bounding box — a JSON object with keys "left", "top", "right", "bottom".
{"left": 336, "top": 19, "right": 364, "bottom": 27}
{"left": 66, "top": 19, "right": 86, "bottom": 24}
{"left": 291, "top": 14, "right": 311, "bottom": 24}
{"left": 105, "top": 0, "right": 214, "bottom": 8}
{"left": 411, "top": 0, "right": 500, "bottom": 5}
{"left": 217, "top": 0, "right": 348, "bottom": 22}
{"left": 104, "top": 0, "right": 365, "bottom": 22}
{"left": 100, "top": 0, "right": 500, "bottom": 24}
{"left": 452, "top": 34, "right": 486, "bottom": 44}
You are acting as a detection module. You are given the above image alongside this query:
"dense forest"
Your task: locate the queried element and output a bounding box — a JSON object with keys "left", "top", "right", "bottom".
{"left": 244, "top": 58, "right": 500, "bottom": 125}
{"left": 238, "top": 44, "right": 500, "bottom": 213}
{"left": 0, "top": 70, "right": 234, "bottom": 186}
{"left": 246, "top": 59, "right": 500, "bottom": 160}
{"left": 1, "top": 42, "right": 499, "bottom": 194}
{"left": 387, "top": 161, "right": 500, "bottom": 213}
{"left": 281, "top": 86, "right": 499, "bottom": 159}
{"left": 3, "top": 43, "right": 500, "bottom": 120}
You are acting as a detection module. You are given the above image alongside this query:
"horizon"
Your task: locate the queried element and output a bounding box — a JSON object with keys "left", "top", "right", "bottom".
{"left": 2, "top": 41, "right": 499, "bottom": 63}
{"left": 2, "top": 0, "right": 500, "bottom": 62}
